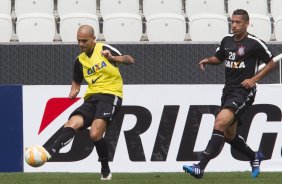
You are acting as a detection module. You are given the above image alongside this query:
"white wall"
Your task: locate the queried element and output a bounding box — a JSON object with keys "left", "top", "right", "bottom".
{"left": 23, "top": 84, "right": 282, "bottom": 172}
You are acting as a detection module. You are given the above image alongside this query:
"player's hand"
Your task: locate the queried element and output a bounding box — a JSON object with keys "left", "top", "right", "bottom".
{"left": 241, "top": 79, "right": 256, "bottom": 89}
{"left": 69, "top": 89, "right": 79, "bottom": 99}
{"left": 101, "top": 50, "right": 114, "bottom": 61}
{"left": 199, "top": 58, "right": 209, "bottom": 71}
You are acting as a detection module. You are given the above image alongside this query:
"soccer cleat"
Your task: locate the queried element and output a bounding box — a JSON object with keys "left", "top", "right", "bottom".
{"left": 101, "top": 168, "right": 112, "bottom": 181}
{"left": 250, "top": 152, "right": 265, "bottom": 178}
{"left": 183, "top": 164, "right": 204, "bottom": 179}
{"left": 40, "top": 146, "right": 52, "bottom": 161}
{"left": 101, "top": 172, "right": 112, "bottom": 181}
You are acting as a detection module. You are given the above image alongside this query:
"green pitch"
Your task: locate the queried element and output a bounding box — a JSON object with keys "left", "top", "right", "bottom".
{"left": 0, "top": 172, "right": 282, "bottom": 184}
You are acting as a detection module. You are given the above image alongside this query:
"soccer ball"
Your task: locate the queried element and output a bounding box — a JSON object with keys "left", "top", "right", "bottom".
{"left": 24, "top": 145, "right": 49, "bottom": 167}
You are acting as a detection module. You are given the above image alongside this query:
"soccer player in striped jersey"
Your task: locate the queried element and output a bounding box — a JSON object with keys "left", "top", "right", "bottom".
{"left": 183, "top": 9, "right": 275, "bottom": 179}
{"left": 42, "top": 25, "right": 134, "bottom": 180}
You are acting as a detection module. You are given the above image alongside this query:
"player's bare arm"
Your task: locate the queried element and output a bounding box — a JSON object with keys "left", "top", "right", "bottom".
{"left": 199, "top": 56, "right": 221, "bottom": 71}
{"left": 101, "top": 50, "right": 135, "bottom": 65}
{"left": 241, "top": 59, "right": 276, "bottom": 89}
{"left": 69, "top": 80, "right": 81, "bottom": 99}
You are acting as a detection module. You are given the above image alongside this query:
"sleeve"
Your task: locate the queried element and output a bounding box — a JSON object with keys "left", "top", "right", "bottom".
{"left": 214, "top": 39, "right": 226, "bottom": 62}
{"left": 256, "top": 40, "right": 274, "bottom": 64}
{"left": 102, "top": 44, "right": 122, "bottom": 56}
{"left": 73, "top": 58, "right": 84, "bottom": 83}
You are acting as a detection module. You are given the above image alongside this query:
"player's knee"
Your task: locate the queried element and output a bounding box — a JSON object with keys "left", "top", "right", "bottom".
{"left": 214, "top": 122, "right": 227, "bottom": 132}
{"left": 64, "top": 115, "right": 84, "bottom": 129}
{"left": 214, "top": 117, "right": 232, "bottom": 131}
{"left": 64, "top": 121, "right": 73, "bottom": 127}
{"left": 90, "top": 131, "right": 103, "bottom": 142}
{"left": 64, "top": 121, "right": 81, "bottom": 130}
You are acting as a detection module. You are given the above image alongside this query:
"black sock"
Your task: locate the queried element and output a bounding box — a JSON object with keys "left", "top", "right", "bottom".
{"left": 94, "top": 138, "right": 110, "bottom": 172}
{"left": 228, "top": 134, "right": 256, "bottom": 160}
{"left": 45, "top": 127, "right": 76, "bottom": 156}
{"left": 198, "top": 130, "right": 225, "bottom": 170}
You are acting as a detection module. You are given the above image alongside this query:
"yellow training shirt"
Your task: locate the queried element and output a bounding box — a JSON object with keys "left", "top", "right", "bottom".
{"left": 77, "top": 43, "right": 123, "bottom": 99}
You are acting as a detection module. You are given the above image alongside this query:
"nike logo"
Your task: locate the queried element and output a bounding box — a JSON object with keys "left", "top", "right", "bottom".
{"left": 92, "top": 75, "right": 103, "bottom": 84}
{"left": 103, "top": 112, "right": 112, "bottom": 116}
{"left": 232, "top": 102, "right": 238, "bottom": 107}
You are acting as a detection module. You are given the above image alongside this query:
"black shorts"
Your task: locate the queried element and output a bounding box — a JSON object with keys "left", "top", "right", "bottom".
{"left": 221, "top": 87, "right": 256, "bottom": 120}
{"left": 69, "top": 94, "right": 122, "bottom": 129}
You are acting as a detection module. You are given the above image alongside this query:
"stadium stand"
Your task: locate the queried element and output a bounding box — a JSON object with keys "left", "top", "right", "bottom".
{"left": 103, "top": 13, "right": 142, "bottom": 42}
{"left": 1, "top": 0, "right": 280, "bottom": 42}
{"left": 146, "top": 13, "right": 186, "bottom": 42}
{"left": 248, "top": 14, "right": 272, "bottom": 41}
{"left": 60, "top": 13, "right": 99, "bottom": 42}
{"left": 14, "top": 0, "right": 55, "bottom": 42}
{"left": 143, "top": 0, "right": 182, "bottom": 20}
{"left": 0, "top": 0, "right": 12, "bottom": 15}
{"left": 189, "top": 13, "right": 229, "bottom": 41}
{"left": 271, "top": 0, "right": 282, "bottom": 41}
{"left": 270, "top": 0, "right": 282, "bottom": 22}
{"left": 100, "top": 0, "right": 139, "bottom": 17}
{"left": 0, "top": 14, "right": 13, "bottom": 42}
{"left": 57, "top": 0, "right": 96, "bottom": 16}
{"left": 16, "top": 13, "right": 56, "bottom": 42}
{"left": 100, "top": 0, "right": 142, "bottom": 42}
{"left": 185, "top": 0, "right": 226, "bottom": 20}
{"left": 0, "top": 0, "right": 12, "bottom": 42}
{"left": 227, "top": 0, "right": 268, "bottom": 17}
{"left": 143, "top": 0, "right": 186, "bottom": 41}
{"left": 274, "top": 17, "right": 282, "bottom": 41}
{"left": 14, "top": 0, "right": 54, "bottom": 16}
{"left": 57, "top": 0, "right": 99, "bottom": 42}
{"left": 185, "top": 0, "right": 228, "bottom": 41}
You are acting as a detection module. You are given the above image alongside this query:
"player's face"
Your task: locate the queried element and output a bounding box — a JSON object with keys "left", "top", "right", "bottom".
{"left": 77, "top": 32, "right": 96, "bottom": 53}
{"left": 231, "top": 15, "right": 249, "bottom": 36}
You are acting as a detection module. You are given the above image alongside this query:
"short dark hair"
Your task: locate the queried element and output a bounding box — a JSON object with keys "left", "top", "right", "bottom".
{"left": 232, "top": 9, "right": 249, "bottom": 21}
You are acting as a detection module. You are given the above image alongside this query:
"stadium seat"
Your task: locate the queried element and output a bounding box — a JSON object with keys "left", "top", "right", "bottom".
{"left": 143, "top": 0, "right": 182, "bottom": 20}
{"left": 16, "top": 13, "right": 56, "bottom": 42}
{"left": 227, "top": 0, "right": 268, "bottom": 17}
{"left": 0, "top": 0, "right": 11, "bottom": 15}
{"left": 274, "top": 16, "right": 282, "bottom": 41}
{"left": 103, "top": 13, "right": 142, "bottom": 42}
{"left": 189, "top": 13, "right": 228, "bottom": 42}
{"left": 57, "top": 0, "right": 98, "bottom": 41}
{"left": 271, "top": 0, "right": 282, "bottom": 22}
{"left": 60, "top": 13, "right": 99, "bottom": 42}
{"left": 0, "top": 14, "right": 12, "bottom": 42}
{"left": 14, "top": 0, "right": 54, "bottom": 16}
{"left": 185, "top": 0, "right": 225, "bottom": 20}
{"left": 247, "top": 14, "right": 272, "bottom": 41}
{"left": 146, "top": 13, "right": 186, "bottom": 42}
{"left": 57, "top": 0, "right": 96, "bottom": 17}
{"left": 100, "top": 0, "right": 139, "bottom": 18}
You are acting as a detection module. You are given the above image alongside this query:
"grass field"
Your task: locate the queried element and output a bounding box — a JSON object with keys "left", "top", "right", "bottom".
{"left": 1, "top": 172, "right": 282, "bottom": 184}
